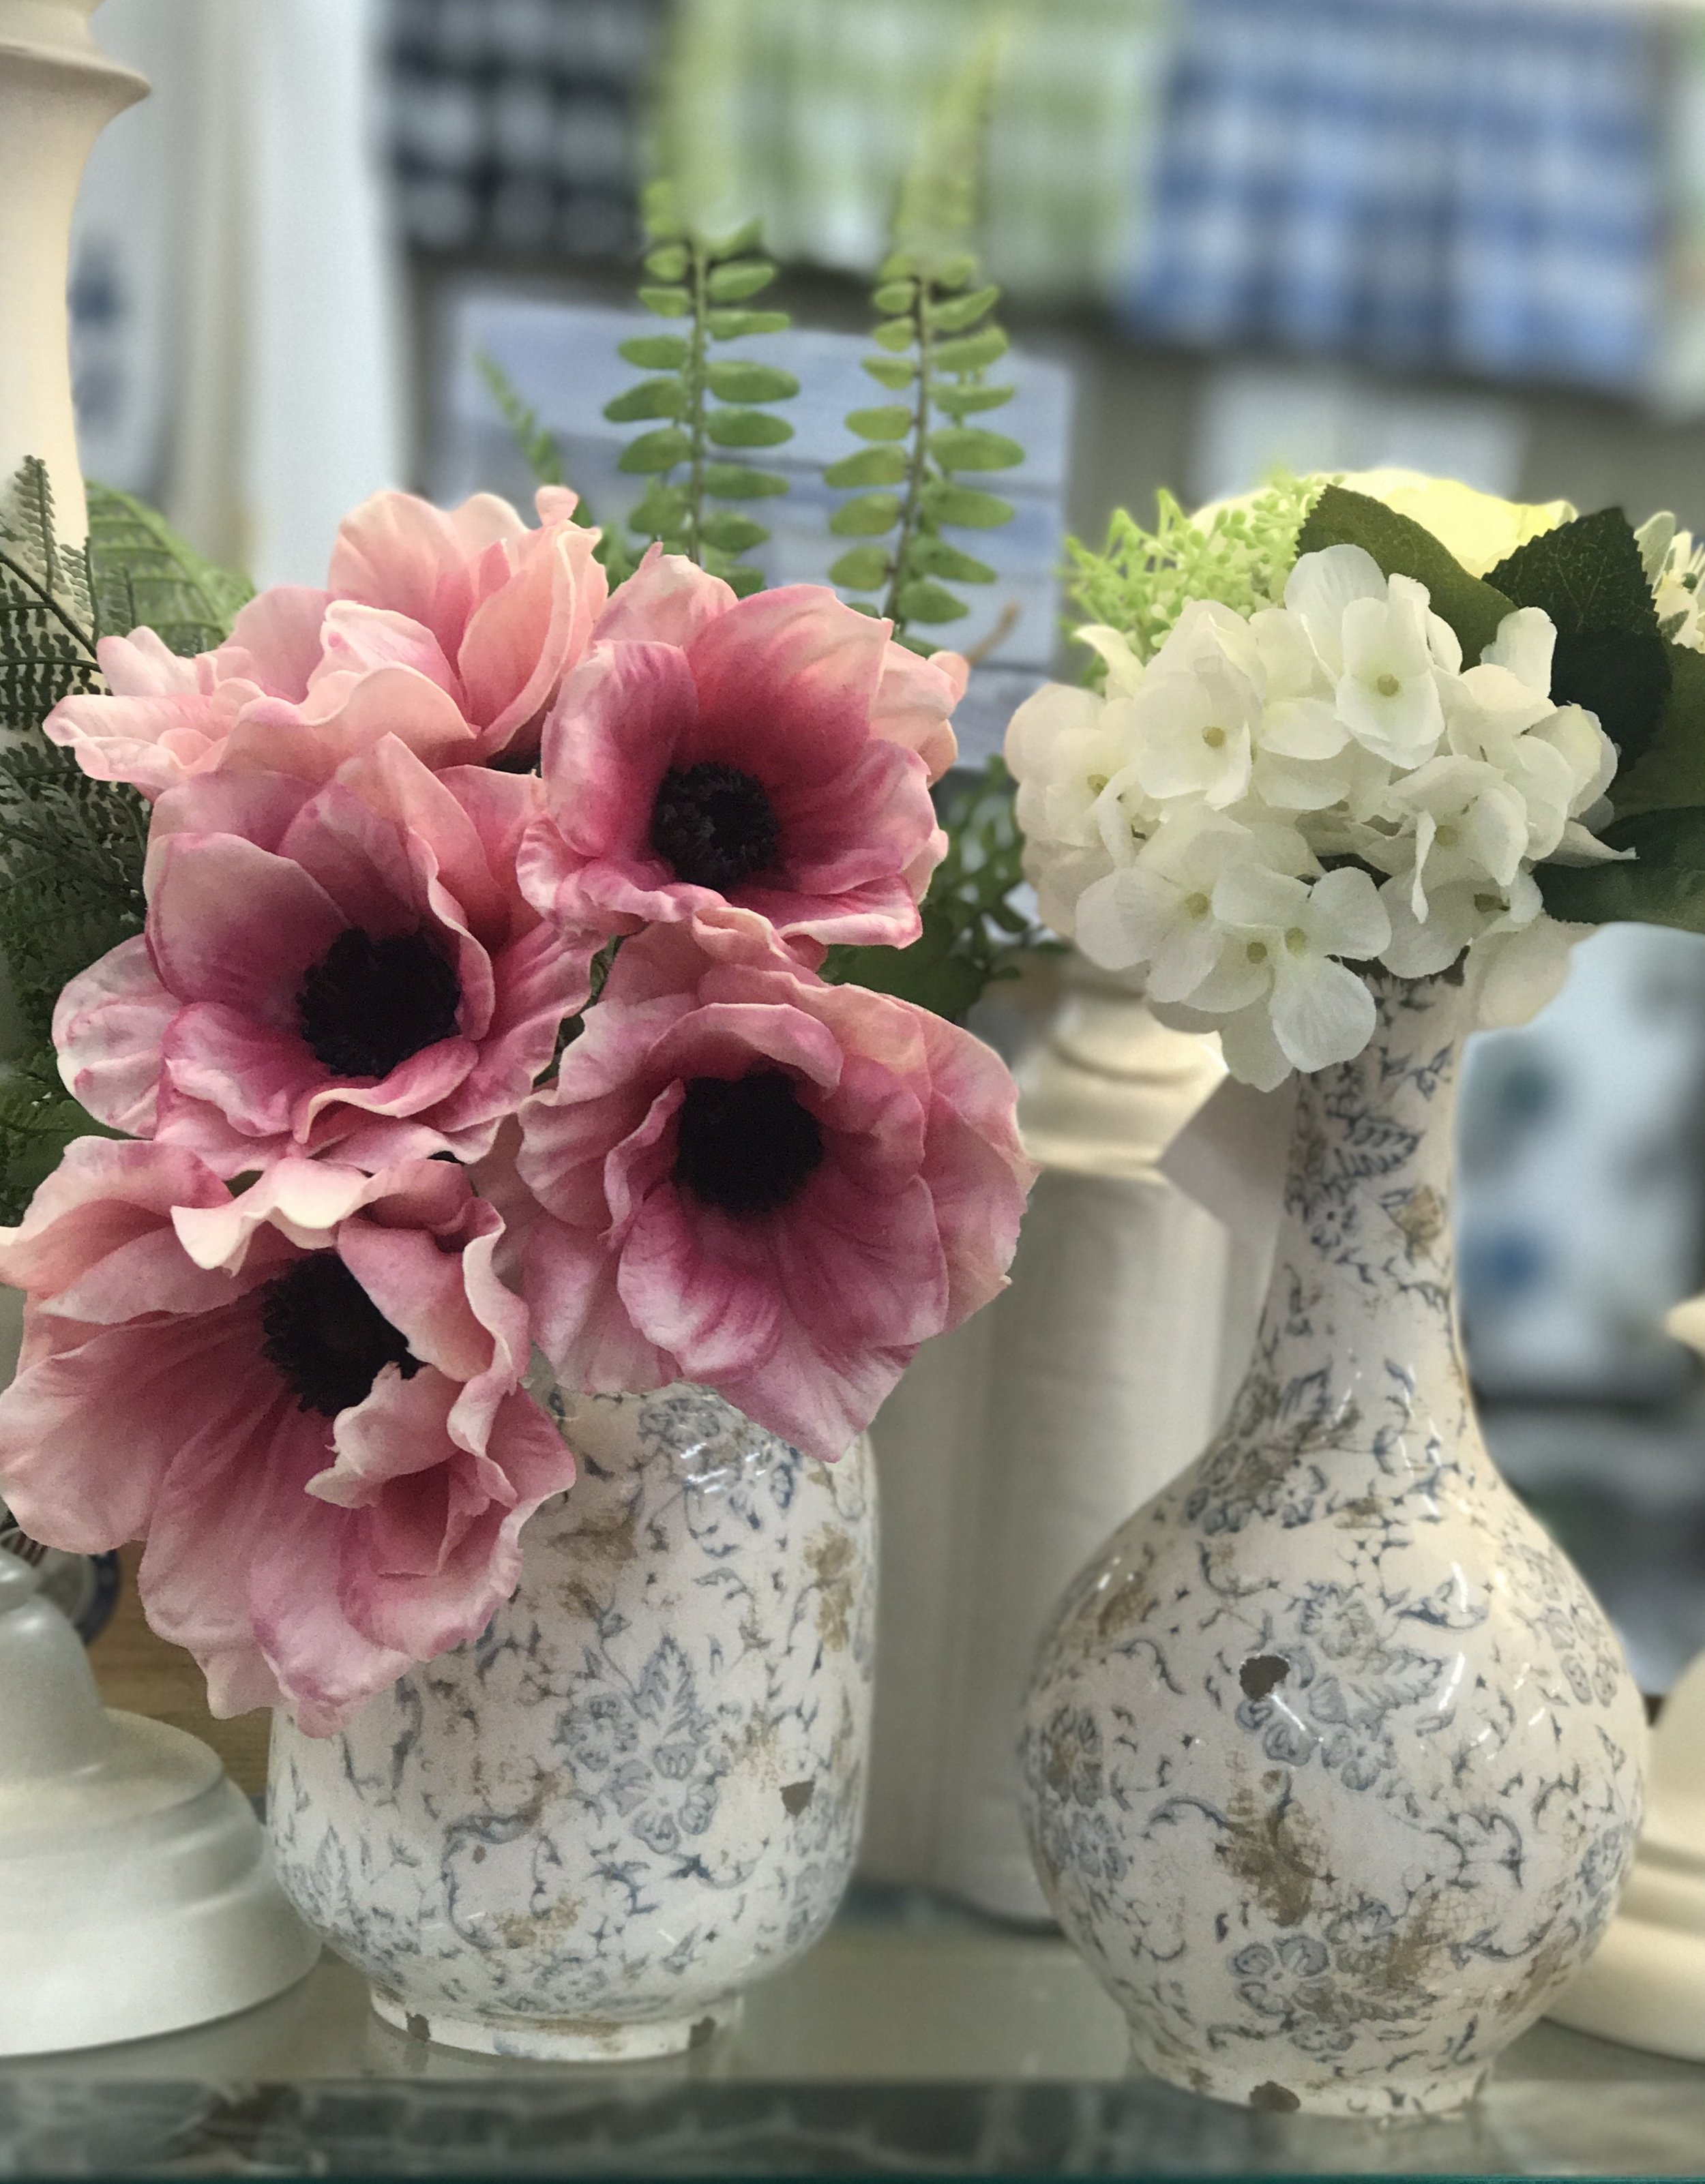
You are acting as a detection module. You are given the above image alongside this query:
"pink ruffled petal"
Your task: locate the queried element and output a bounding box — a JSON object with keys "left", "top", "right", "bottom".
{"left": 53, "top": 938, "right": 177, "bottom": 1135}
{"left": 590, "top": 545, "right": 735, "bottom": 649}
{"left": 147, "top": 834, "right": 346, "bottom": 1015}
{"left": 685, "top": 583, "right": 888, "bottom": 778}
{"left": 459, "top": 521, "right": 607, "bottom": 749}
{"left": 311, "top": 601, "right": 464, "bottom": 704}
{"left": 539, "top": 641, "right": 697, "bottom": 854}
{"left": 330, "top": 489, "right": 523, "bottom": 660}
{"left": 216, "top": 586, "right": 333, "bottom": 700}
{"left": 869, "top": 642, "right": 965, "bottom": 783}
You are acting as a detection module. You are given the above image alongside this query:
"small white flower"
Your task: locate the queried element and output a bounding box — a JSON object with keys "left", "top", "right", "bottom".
{"left": 1379, "top": 868, "right": 1541, "bottom": 980}
{"left": 1129, "top": 662, "right": 1258, "bottom": 809}
{"left": 1374, "top": 753, "right": 1530, "bottom": 919}
{"left": 1187, "top": 863, "right": 1391, "bottom": 1086}
{"left": 1005, "top": 680, "right": 1148, "bottom": 931}
{"left": 1074, "top": 810, "right": 1309, "bottom": 999}
{"left": 1074, "top": 623, "right": 1146, "bottom": 697}
{"left": 1286, "top": 546, "right": 1457, "bottom": 768}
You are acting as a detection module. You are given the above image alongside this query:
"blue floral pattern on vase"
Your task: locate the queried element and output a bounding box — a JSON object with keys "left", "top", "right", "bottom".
{"left": 1018, "top": 972, "right": 1645, "bottom": 2119}
{"left": 269, "top": 1384, "right": 876, "bottom": 2061}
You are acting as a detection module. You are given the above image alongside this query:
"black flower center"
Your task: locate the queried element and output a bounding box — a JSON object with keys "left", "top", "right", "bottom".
{"left": 259, "top": 1253, "right": 421, "bottom": 1418}
{"left": 650, "top": 762, "right": 781, "bottom": 893}
{"left": 297, "top": 927, "right": 461, "bottom": 1080}
{"left": 673, "top": 1069, "right": 825, "bottom": 1216}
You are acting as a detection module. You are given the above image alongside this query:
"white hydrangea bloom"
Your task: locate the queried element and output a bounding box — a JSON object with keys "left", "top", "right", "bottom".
{"left": 1003, "top": 526, "right": 1626, "bottom": 1087}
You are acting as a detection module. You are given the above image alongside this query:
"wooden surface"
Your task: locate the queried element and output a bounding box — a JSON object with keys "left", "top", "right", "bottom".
{"left": 89, "top": 1543, "right": 271, "bottom": 1793}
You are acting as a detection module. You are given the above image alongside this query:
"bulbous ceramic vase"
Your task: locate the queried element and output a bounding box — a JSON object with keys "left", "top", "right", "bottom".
{"left": 1018, "top": 972, "right": 1645, "bottom": 2117}
{"left": 269, "top": 1384, "right": 876, "bottom": 2060}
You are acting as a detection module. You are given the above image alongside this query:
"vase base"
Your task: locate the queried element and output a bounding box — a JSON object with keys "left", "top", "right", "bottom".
{"left": 372, "top": 1989, "right": 743, "bottom": 2063}
{"left": 1132, "top": 2037, "right": 1487, "bottom": 2120}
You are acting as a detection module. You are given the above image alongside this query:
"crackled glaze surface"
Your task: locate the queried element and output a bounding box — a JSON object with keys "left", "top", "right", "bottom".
{"left": 269, "top": 1386, "right": 876, "bottom": 2060}
{"left": 1018, "top": 974, "right": 1645, "bottom": 2119}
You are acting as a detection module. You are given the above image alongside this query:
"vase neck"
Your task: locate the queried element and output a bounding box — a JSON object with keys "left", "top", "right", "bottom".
{"left": 1260, "top": 973, "right": 1472, "bottom": 1366}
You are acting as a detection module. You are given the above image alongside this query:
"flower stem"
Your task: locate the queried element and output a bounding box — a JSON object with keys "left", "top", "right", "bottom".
{"left": 881, "top": 283, "right": 934, "bottom": 632}
{"left": 685, "top": 239, "right": 709, "bottom": 565}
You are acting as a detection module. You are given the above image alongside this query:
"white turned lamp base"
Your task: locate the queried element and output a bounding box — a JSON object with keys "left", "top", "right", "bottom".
{"left": 0, "top": 1551, "right": 318, "bottom": 2057}
{"left": 1550, "top": 1645, "right": 1705, "bottom": 2060}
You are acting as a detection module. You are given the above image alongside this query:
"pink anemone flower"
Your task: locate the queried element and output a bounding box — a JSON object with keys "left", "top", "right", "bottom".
{"left": 0, "top": 1143, "right": 575, "bottom": 1735}
{"left": 44, "top": 486, "right": 607, "bottom": 798}
{"left": 53, "top": 736, "right": 592, "bottom": 1174}
{"left": 517, "top": 556, "right": 968, "bottom": 951}
{"left": 513, "top": 909, "right": 1035, "bottom": 1463}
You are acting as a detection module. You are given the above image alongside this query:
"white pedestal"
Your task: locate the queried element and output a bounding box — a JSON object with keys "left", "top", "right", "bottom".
{"left": 863, "top": 961, "right": 1261, "bottom": 1917}
{"left": 0, "top": 1549, "right": 318, "bottom": 2056}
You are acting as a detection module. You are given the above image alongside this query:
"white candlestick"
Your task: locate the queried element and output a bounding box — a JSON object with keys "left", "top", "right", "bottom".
{"left": 0, "top": 0, "right": 146, "bottom": 540}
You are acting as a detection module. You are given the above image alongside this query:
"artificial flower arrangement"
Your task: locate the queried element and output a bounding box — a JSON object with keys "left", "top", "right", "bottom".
{"left": 1009, "top": 468, "right": 1705, "bottom": 1086}
{"left": 0, "top": 153, "right": 1041, "bottom": 1739}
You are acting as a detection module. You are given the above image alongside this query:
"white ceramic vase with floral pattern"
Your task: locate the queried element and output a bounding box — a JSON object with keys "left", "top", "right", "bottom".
{"left": 269, "top": 1383, "right": 876, "bottom": 2061}
{"left": 1018, "top": 971, "right": 1645, "bottom": 2118}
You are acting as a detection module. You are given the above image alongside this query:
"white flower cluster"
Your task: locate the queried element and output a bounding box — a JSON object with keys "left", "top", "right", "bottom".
{"left": 1007, "top": 543, "right": 1622, "bottom": 1088}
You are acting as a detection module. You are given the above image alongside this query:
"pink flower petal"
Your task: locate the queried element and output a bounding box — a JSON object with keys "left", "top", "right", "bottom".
{"left": 591, "top": 545, "right": 735, "bottom": 648}
{"left": 148, "top": 833, "right": 346, "bottom": 1016}
{"left": 685, "top": 584, "right": 889, "bottom": 779}
{"left": 53, "top": 938, "right": 177, "bottom": 1135}
{"left": 216, "top": 586, "right": 333, "bottom": 700}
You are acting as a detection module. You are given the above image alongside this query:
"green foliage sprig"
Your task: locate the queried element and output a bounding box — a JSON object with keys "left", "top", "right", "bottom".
{"left": 1064, "top": 476, "right": 1322, "bottom": 672}
{"left": 828, "top": 50, "right": 1019, "bottom": 653}
{"left": 823, "top": 758, "right": 1058, "bottom": 1023}
{"left": 475, "top": 352, "right": 637, "bottom": 586}
{"left": 606, "top": 181, "right": 797, "bottom": 597}
{"left": 0, "top": 458, "right": 248, "bottom": 1218}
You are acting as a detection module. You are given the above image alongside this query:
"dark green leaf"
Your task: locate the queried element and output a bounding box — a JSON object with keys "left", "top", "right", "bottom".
{"left": 602, "top": 378, "right": 686, "bottom": 423}
{"left": 904, "top": 535, "right": 996, "bottom": 583}
{"left": 825, "top": 447, "right": 909, "bottom": 488}
{"left": 705, "top": 407, "right": 794, "bottom": 448}
{"left": 934, "top": 383, "right": 1014, "bottom": 418}
{"left": 700, "top": 510, "right": 769, "bottom": 552}
{"left": 1611, "top": 646, "right": 1705, "bottom": 816}
{"left": 643, "top": 243, "right": 689, "bottom": 280}
{"left": 706, "top": 308, "right": 790, "bottom": 340}
{"left": 863, "top": 355, "right": 917, "bottom": 390}
{"left": 829, "top": 493, "right": 904, "bottom": 537}
{"left": 872, "top": 318, "right": 917, "bottom": 353}
{"left": 921, "top": 481, "right": 1014, "bottom": 529}
{"left": 1488, "top": 509, "right": 1659, "bottom": 640}
{"left": 825, "top": 910, "right": 985, "bottom": 1021}
{"left": 846, "top": 405, "right": 913, "bottom": 442}
{"left": 1552, "top": 628, "right": 1671, "bottom": 766}
{"left": 617, "top": 427, "right": 691, "bottom": 475}
{"left": 930, "top": 284, "right": 1000, "bottom": 332}
{"left": 85, "top": 485, "right": 252, "bottom": 655}
{"left": 706, "top": 259, "right": 777, "bottom": 301}
{"left": 619, "top": 335, "right": 690, "bottom": 370}
{"left": 895, "top": 579, "right": 969, "bottom": 625}
{"left": 928, "top": 426, "right": 1023, "bottom": 472}
{"left": 1296, "top": 485, "right": 1514, "bottom": 665}
{"left": 1539, "top": 807, "right": 1705, "bottom": 931}
{"left": 872, "top": 280, "right": 915, "bottom": 313}
{"left": 636, "top": 286, "right": 691, "bottom": 317}
{"left": 705, "top": 360, "right": 799, "bottom": 402}
{"left": 829, "top": 545, "right": 891, "bottom": 589}
{"left": 932, "top": 325, "right": 1009, "bottom": 373}
{"left": 702, "top": 462, "right": 790, "bottom": 500}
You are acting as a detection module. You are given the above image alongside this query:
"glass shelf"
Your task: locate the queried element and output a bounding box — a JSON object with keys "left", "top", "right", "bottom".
{"left": 5, "top": 1894, "right": 1705, "bottom": 2178}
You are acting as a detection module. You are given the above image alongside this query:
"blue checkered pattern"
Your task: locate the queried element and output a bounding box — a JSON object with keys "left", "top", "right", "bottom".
{"left": 1128, "top": 0, "right": 1663, "bottom": 393}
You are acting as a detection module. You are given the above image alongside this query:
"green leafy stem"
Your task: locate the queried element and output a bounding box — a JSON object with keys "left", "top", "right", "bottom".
{"left": 827, "top": 252, "right": 1018, "bottom": 652}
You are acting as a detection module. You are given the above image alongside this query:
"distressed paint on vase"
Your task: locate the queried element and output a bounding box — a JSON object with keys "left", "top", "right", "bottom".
{"left": 1018, "top": 971, "right": 1645, "bottom": 2118}
{"left": 269, "top": 1385, "right": 876, "bottom": 2061}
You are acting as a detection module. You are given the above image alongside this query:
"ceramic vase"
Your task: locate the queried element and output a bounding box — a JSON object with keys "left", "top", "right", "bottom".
{"left": 269, "top": 1383, "right": 876, "bottom": 2061}
{"left": 1018, "top": 971, "right": 1646, "bottom": 2118}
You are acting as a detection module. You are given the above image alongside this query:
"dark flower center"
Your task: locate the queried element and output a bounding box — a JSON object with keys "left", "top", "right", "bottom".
{"left": 297, "top": 927, "right": 461, "bottom": 1080}
{"left": 260, "top": 1253, "right": 421, "bottom": 1418}
{"left": 673, "top": 1069, "right": 825, "bottom": 1216}
{"left": 650, "top": 762, "right": 781, "bottom": 893}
